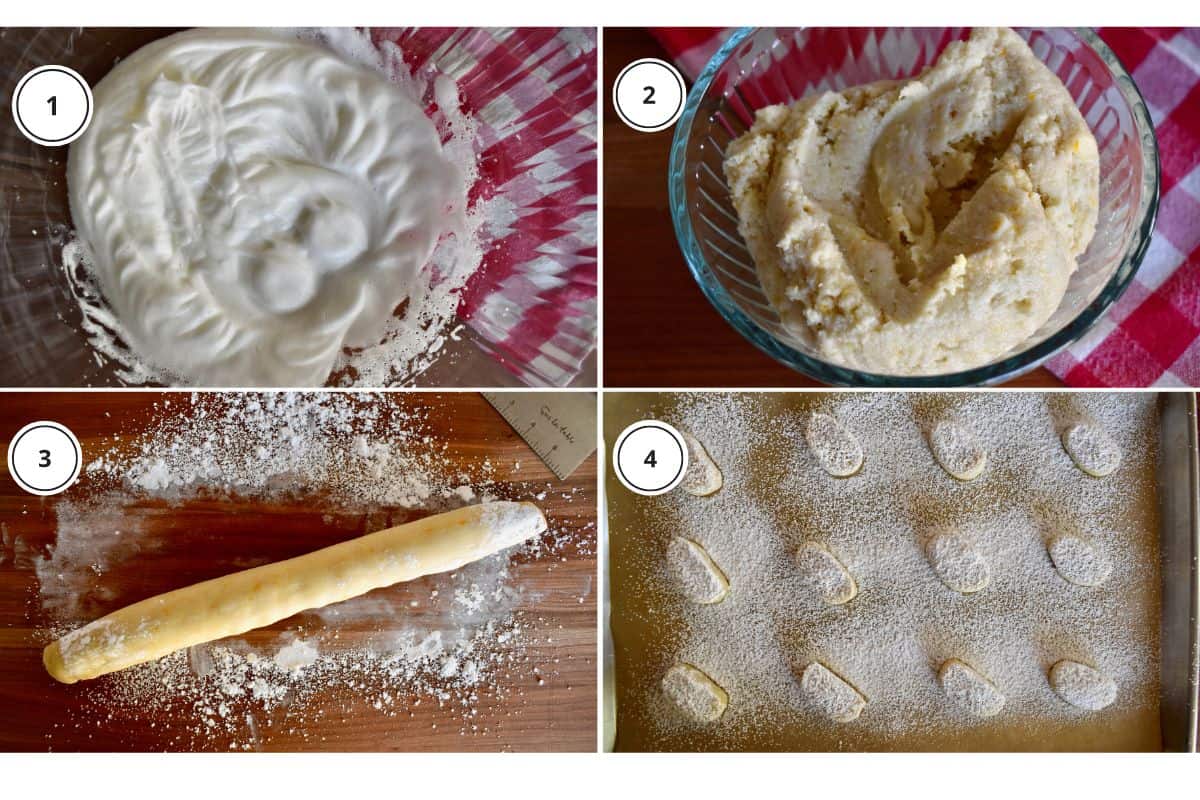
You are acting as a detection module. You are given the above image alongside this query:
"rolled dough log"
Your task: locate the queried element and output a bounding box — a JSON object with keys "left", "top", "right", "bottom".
{"left": 44, "top": 502, "right": 547, "bottom": 684}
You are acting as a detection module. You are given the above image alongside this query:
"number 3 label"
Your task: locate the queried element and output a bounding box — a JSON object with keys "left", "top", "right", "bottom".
{"left": 7, "top": 421, "right": 82, "bottom": 496}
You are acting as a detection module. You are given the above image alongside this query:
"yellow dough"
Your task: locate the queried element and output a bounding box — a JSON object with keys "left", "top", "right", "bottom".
{"left": 800, "top": 662, "right": 867, "bottom": 722}
{"left": 1061, "top": 423, "right": 1122, "bottom": 477}
{"left": 680, "top": 430, "right": 724, "bottom": 496}
{"left": 805, "top": 412, "right": 864, "bottom": 477}
{"left": 667, "top": 536, "right": 730, "bottom": 604}
{"left": 723, "top": 27, "right": 1099, "bottom": 375}
{"left": 939, "top": 658, "right": 1006, "bottom": 717}
{"left": 795, "top": 541, "right": 857, "bottom": 605}
{"left": 662, "top": 662, "right": 729, "bottom": 723}
{"left": 928, "top": 420, "right": 987, "bottom": 481}
{"left": 43, "top": 502, "right": 546, "bottom": 684}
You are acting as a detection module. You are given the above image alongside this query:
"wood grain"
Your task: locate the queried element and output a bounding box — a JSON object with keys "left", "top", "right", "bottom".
{"left": 0, "top": 391, "right": 597, "bottom": 752}
{"left": 601, "top": 28, "right": 1064, "bottom": 388}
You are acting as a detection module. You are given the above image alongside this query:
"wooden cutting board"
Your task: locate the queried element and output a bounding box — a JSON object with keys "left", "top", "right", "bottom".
{"left": 0, "top": 392, "right": 597, "bottom": 752}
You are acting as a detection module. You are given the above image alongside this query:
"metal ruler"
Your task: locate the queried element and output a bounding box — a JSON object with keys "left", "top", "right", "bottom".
{"left": 482, "top": 392, "right": 597, "bottom": 480}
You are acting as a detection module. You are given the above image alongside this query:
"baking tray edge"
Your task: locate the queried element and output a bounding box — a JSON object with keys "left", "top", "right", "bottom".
{"left": 1158, "top": 391, "right": 1200, "bottom": 753}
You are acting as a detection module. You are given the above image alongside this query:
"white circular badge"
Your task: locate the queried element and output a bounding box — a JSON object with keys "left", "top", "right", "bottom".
{"left": 612, "top": 58, "right": 686, "bottom": 133}
{"left": 11, "top": 65, "right": 94, "bottom": 147}
{"left": 613, "top": 420, "right": 689, "bottom": 496}
{"left": 7, "top": 421, "right": 83, "bottom": 496}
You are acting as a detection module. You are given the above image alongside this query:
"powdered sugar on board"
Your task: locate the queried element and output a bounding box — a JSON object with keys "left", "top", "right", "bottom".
{"left": 610, "top": 392, "right": 1162, "bottom": 751}
{"left": 31, "top": 392, "right": 593, "bottom": 750}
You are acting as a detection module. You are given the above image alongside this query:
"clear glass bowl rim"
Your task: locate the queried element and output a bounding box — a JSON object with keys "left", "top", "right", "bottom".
{"left": 668, "top": 26, "right": 1162, "bottom": 387}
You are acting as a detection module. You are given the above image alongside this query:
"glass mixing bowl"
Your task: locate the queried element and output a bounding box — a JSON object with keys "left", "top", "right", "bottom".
{"left": 0, "top": 28, "right": 597, "bottom": 387}
{"left": 669, "top": 27, "right": 1160, "bottom": 386}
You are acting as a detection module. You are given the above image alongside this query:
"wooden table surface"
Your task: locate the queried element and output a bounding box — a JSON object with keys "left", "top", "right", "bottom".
{"left": 601, "top": 28, "right": 1063, "bottom": 388}
{"left": 0, "top": 392, "right": 597, "bottom": 752}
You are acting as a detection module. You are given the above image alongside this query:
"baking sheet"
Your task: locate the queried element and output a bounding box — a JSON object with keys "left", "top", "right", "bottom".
{"left": 1157, "top": 392, "right": 1200, "bottom": 752}
{"left": 603, "top": 391, "right": 1199, "bottom": 752}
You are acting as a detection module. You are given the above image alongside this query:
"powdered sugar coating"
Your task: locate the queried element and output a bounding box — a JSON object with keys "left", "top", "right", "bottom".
{"left": 805, "top": 412, "right": 863, "bottom": 477}
{"left": 801, "top": 662, "right": 866, "bottom": 722}
{"left": 929, "top": 421, "right": 987, "bottom": 481}
{"left": 939, "top": 659, "right": 1005, "bottom": 717}
{"left": 1050, "top": 660, "right": 1117, "bottom": 711}
{"left": 681, "top": 431, "right": 723, "bottom": 497}
{"left": 926, "top": 532, "right": 991, "bottom": 594}
{"left": 1062, "top": 423, "right": 1122, "bottom": 477}
{"left": 662, "top": 663, "right": 728, "bottom": 723}
{"left": 667, "top": 537, "right": 730, "bottom": 604}
{"left": 796, "top": 541, "right": 857, "bottom": 605}
{"left": 1048, "top": 534, "right": 1112, "bottom": 587}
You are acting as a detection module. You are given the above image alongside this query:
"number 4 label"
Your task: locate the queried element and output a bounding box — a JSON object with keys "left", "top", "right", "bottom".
{"left": 613, "top": 421, "right": 688, "bottom": 496}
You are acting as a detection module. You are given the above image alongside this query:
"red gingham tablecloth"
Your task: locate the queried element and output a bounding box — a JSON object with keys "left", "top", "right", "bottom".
{"left": 377, "top": 28, "right": 597, "bottom": 388}
{"left": 652, "top": 27, "right": 1200, "bottom": 387}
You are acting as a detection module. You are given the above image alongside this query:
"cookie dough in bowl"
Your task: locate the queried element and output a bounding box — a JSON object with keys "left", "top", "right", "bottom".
{"left": 68, "top": 29, "right": 467, "bottom": 386}
{"left": 670, "top": 26, "right": 1159, "bottom": 386}
{"left": 723, "top": 28, "right": 1099, "bottom": 376}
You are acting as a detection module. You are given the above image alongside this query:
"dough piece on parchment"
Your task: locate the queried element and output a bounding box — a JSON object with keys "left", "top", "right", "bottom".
{"left": 1049, "top": 660, "right": 1117, "bottom": 711}
{"left": 800, "top": 662, "right": 867, "bottom": 722}
{"left": 805, "top": 412, "right": 863, "bottom": 477}
{"left": 928, "top": 420, "right": 987, "bottom": 481}
{"left": 1062, "top": 423, "right": 1121, "bottom": 477}
{"left": 1048, "top": 534, "right": 1112, "bottom": 587}
{"left": 939, "top": 658, "right": 1006, "bottom": 717}
{"left": 926, "top": 532, "right": 990, "bottom": 594}
{"left": 667, "top": 536, "right": 730, "bottom": 604}
{"left": 680, "top": 430, "right": 723, "bottom": 496}
{"left": 796, "top": 541, "right": 857, "bottom": 605}
{"left": 662, "top": 662, "right": 729, "bottom": 723}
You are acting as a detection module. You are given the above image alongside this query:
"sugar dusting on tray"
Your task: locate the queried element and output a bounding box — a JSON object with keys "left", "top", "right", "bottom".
{"left": 33, "top": 393, "right": 590, "bottom": 750}
{"left": 615, "top": 392, "right": 1162, "bottom": 751}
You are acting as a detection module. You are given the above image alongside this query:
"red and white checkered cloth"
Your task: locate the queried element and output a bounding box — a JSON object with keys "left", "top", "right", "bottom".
{"left": 653, "top": 27, "right": 1200, "bottom": 387}
{"left": 375, "top": 29, "right": 597, "bottom": 387}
